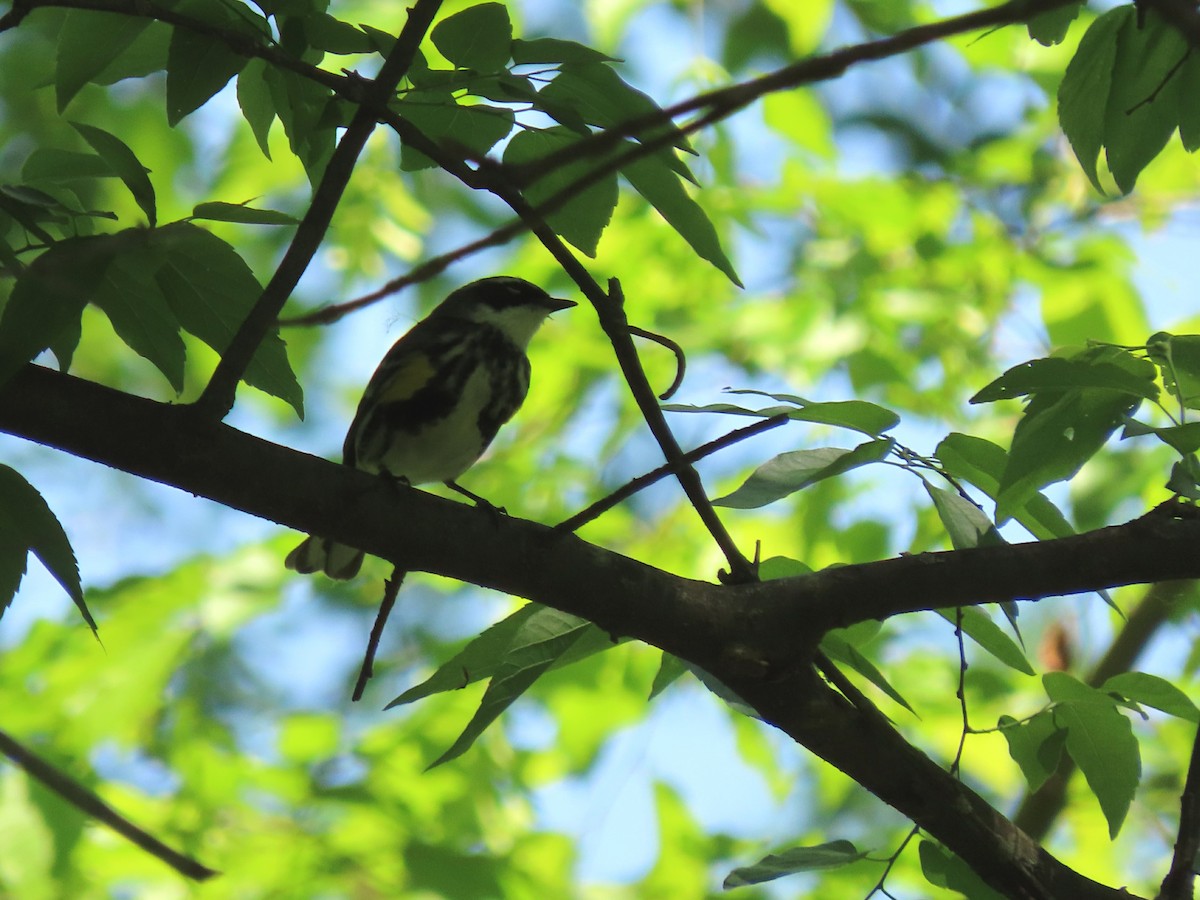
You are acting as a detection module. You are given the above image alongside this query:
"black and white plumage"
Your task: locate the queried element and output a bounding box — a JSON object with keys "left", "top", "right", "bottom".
{"left": 285, "top": 276, "right": 575, "bottom": 579}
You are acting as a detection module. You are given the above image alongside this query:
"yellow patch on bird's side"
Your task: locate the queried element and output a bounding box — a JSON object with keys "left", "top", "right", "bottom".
{"left": 376, "top": 355, "right": 436, "bottom": 403}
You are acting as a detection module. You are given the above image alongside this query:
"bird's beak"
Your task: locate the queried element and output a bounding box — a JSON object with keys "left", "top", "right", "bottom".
{"left": 547, "top": 297, "right": 577, "bottom": 312}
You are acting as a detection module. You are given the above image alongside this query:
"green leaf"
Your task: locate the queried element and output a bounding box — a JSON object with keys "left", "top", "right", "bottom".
{"left": 430, "top": 3, "right": 513, "bottom": 73}
{"left": 936, "top": 608, "right": 1033, "bottom": 675}
{"left": 918, "top": 841, "right": 1006, "bottom": 900}
{"left": 301, "top": 13, "right": 375, "bottom": 54}
{"left": 723, "top": 841, "right": 865, "bottom": 888}
{"left": 1103, "top": 9, "right": 1189, "bottom": 193}
{"left": 993, "top": 348, "right": 1152, "bottom": 522}
{"left": 398, "top": 93, "right": 515, "bottom": 171}
{"left": 998, "top": 712, "right": 1068, "bottom": 793}
{"left": 429, "top": 607, "right": 594, "bottom": 767}
{"left": 237, "top": 58, "right": 276, "bottom": 159}
{"left": 1103, "top": 672, "right": 1200, "bottom": 722}
{"left": 166, "top": 28, "right": 247, "bottom": 125}
{"left": 728, "top": 390, "right": 901, "bottom": 434}
{"left": 1148, "top": 332, "right": 1200, "bottom": 411}
{"left": 971, "top": 356, "right": 1158, "bottom": 404}
{"left": 666, "top": 393, "right": 899, "bottom": 437}
{"left": 758, "top": 556, "right": 812, "bottom": 580}
{"left": 511, "top": 37, "right": 618, "bottom": 65}
{"left": 502, "top": 127, "right": 617, "bottom": 257}
{"left": 620, "top": 146, "right": 741, "bottom": 286}
{"left": 925, "top": 483, "right": 999, "bottom": 550}
{"left": 92, "top": 21, "right": 171, "bottom": 87}
{"left": 1121, "top": 419, "right": 1200, "bottom": 455}
{"left": 21, "top": 149, "right": 115, "bottom": 183}
{"left": 386, "top": 603, "right": 542, "bottom": 707}
{"left": 0, "top": 237, "right": 111, "bottom": 385}
{"left": 649, "top": 652, "right": 687, "bottom": 700}
{"left": 359, "top": 23, "right": 396, "bottom": 57}
{"left": 69, "top": 122, "right": 157, "bottom": 227}
{"left": 0, "top": 465, "right": 93, "bottom": 633}
{"left": 1058, "top": 7, "right": 1129, "bottom": 192}
{"left": 1044, "top": 672, "right": 1141, "bottom": 838}
{"left": 55, "top": 11, "right": 152, "bottom": 111}
{"left": 820, "top": 629, "right": 914, "bottom": 714}
{"left": 1178, "top": 53, "right": 1200, "bottom": 152}
{"left": 538, "top": 63, "right": 690, "bottom": 152}
{"left": 264, "top": 66, "right": 336, "bottom": 184}
{"left": 153, "top": 223, "right": 303, "bottom": 416}
{"left": 935, "top": 433, "right": 1074, "bottom": 541}
{"left": 1027, "top": 1, "right": 1083, "bottom": 46}
{"left": 191, "top": 201, "right": 299, "bottom": 226}
{"left": 714, "top": 439, "right": 893, "bottom": 509}
{"left": 91, "top": 239, "right": 186, "bottom": 392}
{"left": 685, "top": 662, "right": 759, "bottom": 719}
{"left": 384, "top": 603, "right": 614, "bottom": 709}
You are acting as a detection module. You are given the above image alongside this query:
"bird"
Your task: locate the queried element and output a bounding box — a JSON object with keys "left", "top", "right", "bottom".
{"left": 285, "top": 276, "right": 576, "bottom": 579}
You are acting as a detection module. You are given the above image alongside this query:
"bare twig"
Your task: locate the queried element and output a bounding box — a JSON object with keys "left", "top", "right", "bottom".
{"left": 628, "top": 325, "right": 687, "bottom": 400}
{"left": 949, "top": 606, "right": 970, "bottom": 777}
{"left": 556, "top": 413, "right": 787, "bottom": 532}
{"left": 193, "top": 0, "right": 445, "bottom": 418}
{"left": 866, "top": 825, "right": 921, "bottom": 900}
{"left": 0, "top": 728, "right": 218, "bottom": 881}
{"left": 352, "top": 569, "right": 407, "bottom": 702}
{"left": 279, "top": 221, "right": 530, "bottom": 326}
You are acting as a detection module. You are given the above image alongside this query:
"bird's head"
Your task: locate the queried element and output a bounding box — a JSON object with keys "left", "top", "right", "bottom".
{"left": 434, "top": 276, "right": 576, "bottom": 348}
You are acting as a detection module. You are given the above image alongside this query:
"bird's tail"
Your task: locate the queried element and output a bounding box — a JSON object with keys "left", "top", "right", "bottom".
{"left": 284, "top": 535, "right": 365, "bottom": 580}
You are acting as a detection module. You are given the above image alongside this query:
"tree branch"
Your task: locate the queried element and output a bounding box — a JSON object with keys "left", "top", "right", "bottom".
{"left": 731, "top": 668, "right": 1142, "bottom": 900}
{"left": 1160, "top": 720, "right": 1200, "bottom": 899}
{"left": 0, "top": 728, "right": 218, "bottom": 881}
{"left": 193, "top": 0, "right": 444, "bottom": 419}
{"left": 2, "top": 363, "right": 1193, "bottom": 898}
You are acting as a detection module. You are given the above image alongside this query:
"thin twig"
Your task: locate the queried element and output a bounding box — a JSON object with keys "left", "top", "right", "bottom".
{"left": 279, "top": 221, "right": 529, "bottom": 326}
{"left": 628, "top": 325, "right": 686, "bottom": 400}
{"left": 0, "top": 728, "right": 218, "bottom": 881}
{"left": 949, "top": 606, "right": 970, "bottom": 777}
{"left": 352, "top": 568, "right": 407, "bottom": 702}
{"left": 866, "top": 824, "right": 921, "bottom": 900}
{"left": 556, "top": 413, "right": 787, "bottom": 532}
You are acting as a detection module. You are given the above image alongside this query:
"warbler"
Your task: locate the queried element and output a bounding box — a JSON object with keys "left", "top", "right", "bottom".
{"left": 285, "top": 276, "right": 575, "bottom": 579}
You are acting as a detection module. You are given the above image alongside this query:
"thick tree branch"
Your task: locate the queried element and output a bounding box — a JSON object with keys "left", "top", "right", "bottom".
{"left": 731, "top": 669, "right": 1142, "bottom": 900}
{"left": 3, "top": 363, "right": 1194, "bottom": 898}
{"left": 6, "top": 365, "right": 1200, "bottom": 671}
